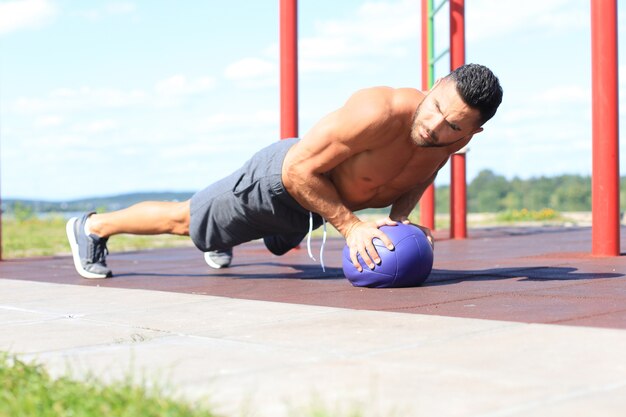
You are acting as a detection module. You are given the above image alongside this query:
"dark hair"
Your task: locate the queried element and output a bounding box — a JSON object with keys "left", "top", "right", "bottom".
{"left": 446, "top": 63, "right": 503, "bottom": 125}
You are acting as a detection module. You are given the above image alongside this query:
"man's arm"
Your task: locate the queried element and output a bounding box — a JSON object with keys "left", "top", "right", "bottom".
{"left": 389, "top": 184, "right": 429, "bottom": 221}
{"left": 282, "top": 88, "right": 397, "bottom": 271}
{"left": 389, "top": 159, "right": 448, "bottom": 246}
{"left": 388, "top": 159, "right": 445, "bottom": 220}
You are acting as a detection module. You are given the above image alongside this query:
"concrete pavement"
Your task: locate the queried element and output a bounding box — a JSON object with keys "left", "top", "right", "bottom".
{"left": 2, "top": 277, "right": 626, "bottom": 417}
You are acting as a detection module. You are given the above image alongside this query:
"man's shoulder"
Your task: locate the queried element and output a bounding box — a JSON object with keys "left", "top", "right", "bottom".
{"left": 390, "top": 87, "right": 426, "bottom": 108}
{"left": 351, "top": 86, "right": 423, "bottom": 100}
{"left": 347, "top": 87, "right": 423, "bottom": 115}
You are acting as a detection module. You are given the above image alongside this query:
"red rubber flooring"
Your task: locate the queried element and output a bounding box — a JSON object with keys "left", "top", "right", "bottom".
{"left": 1, "top": 226, "right": 625, "bottom": 329}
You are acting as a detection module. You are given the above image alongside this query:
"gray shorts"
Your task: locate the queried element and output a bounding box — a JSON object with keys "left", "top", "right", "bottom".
{"left": 189, "top": 138, "right": 323, "bottom": 251}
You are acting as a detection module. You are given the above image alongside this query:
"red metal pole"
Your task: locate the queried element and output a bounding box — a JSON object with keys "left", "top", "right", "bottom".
{"left": 0, "top": 116, "right": 2, "bottom": 260}
{"left": 0, "top": 179, "right": 2, "bottom": 261}
{"left": 420, "top": 0, "right": 435, "bottom": 230}
{"left": 591, "top": 0, "right": 620, "bottom": 256}
{"left": 449, "top": 0, "right": 466, "bottom": 239}
{"left": 280, "top": 0, "right": 298, "bottom": 139}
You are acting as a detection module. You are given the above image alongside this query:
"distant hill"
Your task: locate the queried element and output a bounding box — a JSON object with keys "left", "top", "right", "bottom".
{"left": 2, "top": 171, "right": 625, "bottom": 216}
{"left": 1, "top": 192, "right": 195, "bottom": 214}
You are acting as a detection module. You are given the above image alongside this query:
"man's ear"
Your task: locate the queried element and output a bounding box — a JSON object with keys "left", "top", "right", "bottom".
{"left": 472, "top": 127, "right": 484, "bottom": 135}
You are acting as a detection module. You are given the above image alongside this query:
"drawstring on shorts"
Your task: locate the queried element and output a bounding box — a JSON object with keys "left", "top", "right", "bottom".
{"left": 306, "top": 211, "right": 327, "bottom": 272}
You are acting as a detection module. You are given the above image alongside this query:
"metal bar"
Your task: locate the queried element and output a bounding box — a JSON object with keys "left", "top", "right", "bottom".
{"left": 0, "top": 93, "right": 2, "bottom": 260}
{"left": 591, "top": 0, "right": 620, "bottom": 256}
{"left": 280, "top": 0, "right": 298, "bottom": 139}
{"left": 420, "top": 0, "right": 435, "bottom": 230}
{"left": 449, "top": 0, "right": 466, "bottom": 239}
{"left": 427, "top": 0, "right": 434, "bottom": 87}
{"left": 431, "top": 0, "right": 448, "bottom": 17}
{"left": 421, "top": 0, "right": 430, "bottom": 93}
{"left": 432, "top": 47, "right": 449, "bottom": 65}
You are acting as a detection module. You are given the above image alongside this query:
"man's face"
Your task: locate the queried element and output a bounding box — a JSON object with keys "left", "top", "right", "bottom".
{"left": 412, "top": 79, "right": 483, "bottom": 148}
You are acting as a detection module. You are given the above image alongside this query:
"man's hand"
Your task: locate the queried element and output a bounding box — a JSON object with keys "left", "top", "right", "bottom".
{"left": 345, "top": 217, "right": 398, "bottom": 272}
{"left": 394, "top": 216, "right": 434, "bottom": 248}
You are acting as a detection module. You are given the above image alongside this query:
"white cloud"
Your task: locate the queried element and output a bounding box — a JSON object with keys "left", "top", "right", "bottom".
{"left": 298, "top": 0, "right": 419, "bottom": 73}
{"left": 195, "top": 110, "right": 278, "bottom": 133}
{"left": 35, "top": 115, "right": 63, "bottom": 127}
{"left": 14, "top": 75, "right": 217, "bottom": 115}
{"left": 224, "top": 58, "right": 276, "bottom": 80}
{"left": 14, "top": 86, "right": 147, "bottom": 113}
{"left": 155, "top": 74, "right": 215, "bottom": 96}
{"left": 0, "top": 0, "right": 56, "bottom": 35}
{"left": 533, "top": 85, "right": 590, "bottom": 104}
{"left": 221, "top": 0, "right": 421, "bottom": 85}
{"left": 467, "top": 0, "right": 588, "bottom": 42}
{"left": 73, "top": 1, "right": 136, "bottom": 20}
{"left": 71, "top": 119, "right": 119, "bottom": 134}
{"left": 105, "top": 2, "right": 136, "bottom": 15}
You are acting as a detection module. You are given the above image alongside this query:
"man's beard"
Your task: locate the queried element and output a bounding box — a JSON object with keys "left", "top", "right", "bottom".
{"left": 412, "top": 104, "right": 440, "bottom": 147}
{"left": 411, "top": 104, "right": 466, "bottom": 148}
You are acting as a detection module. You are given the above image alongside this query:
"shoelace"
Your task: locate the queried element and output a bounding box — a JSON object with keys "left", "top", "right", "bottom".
{"left": 306, "top": 212, "right": 327, "bottom": 272}
{"left": 89, "top": 237, "right": 109, "bottom": 266}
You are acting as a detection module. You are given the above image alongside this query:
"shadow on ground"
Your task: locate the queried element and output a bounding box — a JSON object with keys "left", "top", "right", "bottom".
{"left": 427, "top": 266, "right": 624, "bottom": 286}
{"left": 115, "top": 264, "right": 624, "bottom": 285}
{"left": 114, "top": 263, "right": 345, "bottom": 280}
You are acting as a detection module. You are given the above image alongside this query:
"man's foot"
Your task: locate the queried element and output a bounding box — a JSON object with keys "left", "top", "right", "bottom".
{"left": 66, "top": 212, "right": 112, "bottom": 279}
{"left": 263, "top": 233, "right": 305, "bottom": 256}
{"left": 204, "top": 249, "right": 233, "bottom": 269}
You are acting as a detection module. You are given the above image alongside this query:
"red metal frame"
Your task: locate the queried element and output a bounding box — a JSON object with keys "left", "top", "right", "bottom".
{"left": 420, "top": 0, "right": 435, "bottom": 230}
{"left": 280, "top": 0, "right": 298, "bottom": 140}
{"left": 449, "top": 0, "right": 466, "bottom": 239}
{"left": 0, "top": 184, "right": 2, "bottom": 261}
{"left": 591, "top": 0, "right": 620, "bottom": 256}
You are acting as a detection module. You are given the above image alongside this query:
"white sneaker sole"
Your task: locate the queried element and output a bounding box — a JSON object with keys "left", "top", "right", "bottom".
{"left": 66, "top": 217, "right": 110, "bottom": 279}
{"left": 204, "top": 252, "right": 230, "bottom": 269}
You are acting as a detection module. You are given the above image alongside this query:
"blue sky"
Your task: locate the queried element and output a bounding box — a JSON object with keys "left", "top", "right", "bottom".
{"left": 1, "top": 0, "right": 624, "bottom": 200}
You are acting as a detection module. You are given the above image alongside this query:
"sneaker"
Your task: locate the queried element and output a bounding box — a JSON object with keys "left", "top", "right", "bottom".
{"left": 204, "top": 249, "right": 233, "bottom": 269}
{"left": 263, "top": 232, "right": 306, "bottom": 256}
{"left": 66, "top": 212, "right": 112, "bottom": 279}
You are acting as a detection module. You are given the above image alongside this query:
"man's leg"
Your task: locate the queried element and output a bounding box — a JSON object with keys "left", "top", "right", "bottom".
{"left": 67, "top": 200, "right": 191, "bottom": 279}
{"left": 91, "top": 200, "right": 232, "bottom": 269}
{"left": 263, "top": 232, "right": 307, "bottom": 256}
{"left": 86, "top": 200, "right": 190, "bottom": 238}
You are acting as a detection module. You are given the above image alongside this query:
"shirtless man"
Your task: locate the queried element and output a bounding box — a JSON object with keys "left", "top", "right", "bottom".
{"left": 66, "top": 63, "right": 502, "bottom": 280}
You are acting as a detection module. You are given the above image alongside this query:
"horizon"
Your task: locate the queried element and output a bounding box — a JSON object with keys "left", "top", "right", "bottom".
{"left": 1, "top": 0, "right": 624, "bottom": 201}
{"left": 1, "top": 168, "right": 609, "bottom": 202}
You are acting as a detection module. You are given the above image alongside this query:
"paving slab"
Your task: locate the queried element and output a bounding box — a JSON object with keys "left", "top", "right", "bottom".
{"left": 2, "top": 279, "right": 626, "bottom": 417}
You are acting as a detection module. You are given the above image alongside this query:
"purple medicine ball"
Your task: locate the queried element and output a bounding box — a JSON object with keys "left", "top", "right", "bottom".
{"left": 342, "top": 223, "right": 434, "bottom": 288}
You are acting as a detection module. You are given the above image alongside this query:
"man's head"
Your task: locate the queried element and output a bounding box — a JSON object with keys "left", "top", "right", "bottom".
{"left": 412, "top": 63, "right": 502, "bottom": 148}
{"left": 447, "top": 63, "right": 503, "bottom": 125}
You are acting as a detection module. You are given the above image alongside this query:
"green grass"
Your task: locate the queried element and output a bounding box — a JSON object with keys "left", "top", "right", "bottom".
{"left": 495, "top": 208, "right": 562, "bottom": 223}
{"left": 2, "top": 216, "right": 193, "bottom": 259}
{"left": 0, "top": 354, "right": 217, "bottom": 417}
{"left": 0, "top": 354, "right": 365, "bottom": 417}
{"left": 1, "top": 208, "right": 571, "bottom": 259}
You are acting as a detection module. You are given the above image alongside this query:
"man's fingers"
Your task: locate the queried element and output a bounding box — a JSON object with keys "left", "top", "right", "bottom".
{"left": 364, "top": 240, "right": 380, "bottom": 269}
{"left": 357, "top": 241, "right": 376, "bottom": 270}
{"left": 376, "top": 217, "right": 397, "bottom": 227}
{"left": 375, "top": 230, "right": 394, "bottom": 251}
{"left": 349, "top": 246, "right": 362, "bottom": 272}
{"left": 415, "top": 224, "right": 435, "bottom": 249}
{"left": 383, "top": 217, "right": 398, "bottom": 226}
